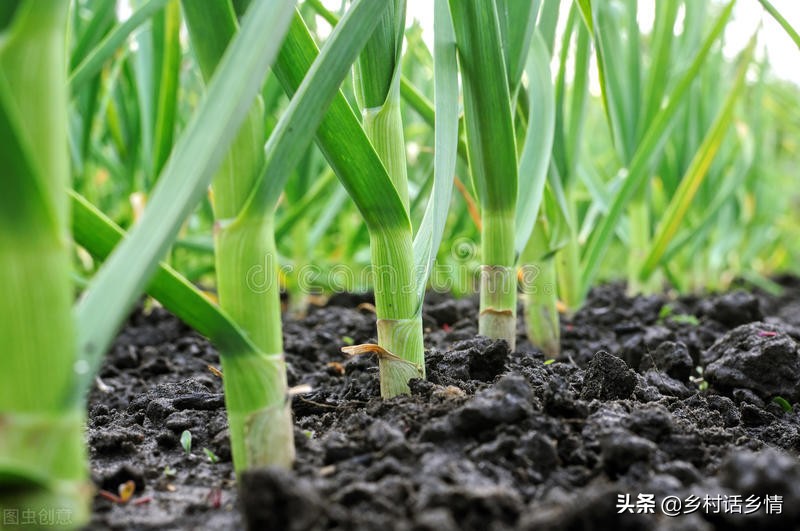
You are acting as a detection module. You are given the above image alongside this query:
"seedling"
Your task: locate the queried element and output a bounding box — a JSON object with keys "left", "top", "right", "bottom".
{"left": 658, "top": 305, "right": 699, "bottom": 326}
{"left": 180, "top": 0, "right": 394, "bottom": 471}
{"left": 772, "top": 396, "right": 793, "bottom": 413}
{"left": 118, "top": 480, "right": 136, "bottom": 503}
{"left": 97, "top": 480, "right": 136, "bottom": 505}
{"left": 277, "top": 0, "right": 459, "bottom": 397}
{"left": 449, "top": 0, "right": 553, "bottom": 350}
{"left": 204, "top": 448, "right": 221, "bottom": 464}
{"left": 658, "top": 304, "right": 675, "bottom": 320}
{"left": 180, "top": 430, "right": 192, "bottom": 454}
{"left": 690, "top": 366, "right": 709, "bottom": 392}
{"left": 670, "top": 314, "right": 701, "bottom": 327}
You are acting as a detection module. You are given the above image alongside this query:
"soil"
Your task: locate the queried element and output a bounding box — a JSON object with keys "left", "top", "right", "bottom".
{"left": 84, "top": 276, "right": 800, "bottom": 530}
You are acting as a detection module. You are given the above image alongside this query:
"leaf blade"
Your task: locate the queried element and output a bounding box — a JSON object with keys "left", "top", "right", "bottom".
{"left": 639, "top": 36, "right": 756, "bottom": 279}
{"left": 515, "top": 29, "right": 555, "bottom": 256}
{"left": 411, "top": 0, "right": 459, "bottom": 304}
{"left": 579, "top": 0, "right": 736, "bottom": 295}
{"left": 74, "top": 0, "right": 297, "bottom": 386}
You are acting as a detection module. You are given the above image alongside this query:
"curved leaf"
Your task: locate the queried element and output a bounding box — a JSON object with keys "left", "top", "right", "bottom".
{"left": 579, "top": 0, "right": 736, "bottom": 295}
{"left": 271, "top": 10, "right": 410, "bottom": 234}
{"left": 241, "top": 0, "right": 392, "bottom": 218}
{"left": 74, "top": 0, "right": 296, "bottom": 387}
{"left": 411, "top": 0, "right": 459, "bottom": 305}
{"left": 515, "top": 29, "right": 555, "bottom": 257}
{"left": 640, "top": 37, "right": 757, "bottom": 278}
{"left": 69, "top": 0, "right": 170, "bottom": 92}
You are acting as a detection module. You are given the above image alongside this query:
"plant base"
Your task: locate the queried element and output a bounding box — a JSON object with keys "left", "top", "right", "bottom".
{"left": 0, "top": 410, "right": 91, "bottom": 530}
{"left": 524, "top": 258, "right": 560, "bottom": 358}
{"left": 221, "top": 353, "right": 294, "bottom": 472}
{"left": 479, "top": 265, "right": 517, "bottom": 350}
{"left": 376, "top": 317, "right": 425, "bottom": 397}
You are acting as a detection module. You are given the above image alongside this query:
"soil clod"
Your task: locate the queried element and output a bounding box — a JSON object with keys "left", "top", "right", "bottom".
{"left": 86, "top": 280, "right": 800, "bottom": 530}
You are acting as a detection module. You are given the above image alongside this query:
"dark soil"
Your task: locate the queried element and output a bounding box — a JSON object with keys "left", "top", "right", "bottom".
{"left": 85, "top": 277, "right": 800, "bottom": 530}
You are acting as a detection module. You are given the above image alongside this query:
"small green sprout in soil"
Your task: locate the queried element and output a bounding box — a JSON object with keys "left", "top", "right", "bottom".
{"left": 658, "top": 304, "right": 700, "bottom": 326}
{"left": 97, "top": 480, "right": 136, "bottom": 505}
{"left": 670, "top": 314, "right": 700, "bottom": 326}
{"left": 204, "top": 448, "right": 220, "bottom": 463}
{"left": 690, "top": 366, "right": 709, "bottom": 391}
{"left": 658, "top": 304, "right": 674, "bottom": 320}
{"left": 180, "top": 430, "right": 192, "bottom": 454}
{"left": 773, "top": 396, "right": 793, "bottom": 413}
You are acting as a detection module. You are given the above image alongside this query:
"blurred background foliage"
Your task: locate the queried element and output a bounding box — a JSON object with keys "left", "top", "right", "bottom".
{"left": 68, "top": 0, "right": 800, "bottom": 301}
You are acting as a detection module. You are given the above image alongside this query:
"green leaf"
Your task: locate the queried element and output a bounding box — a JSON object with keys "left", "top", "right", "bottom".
{"left": 151, "top": 0, "right": 181, "bottom": 176}
{"left": 70, "top": 191, "right": 259, "bottom": 358}
{"left": 579, "top": 0, "right": 736, "bottom": 295}
{"left": 551, "top": 4, "right": 590, "bottom": 189}
{"left": 639, "top": 36, "right": 756, "bottom": 280}
{"left": 564, "top": 12, "right": 590, "bottom": 185}
{"left": 411, "top": 0, "right": 459, "bottom": 305}
{"left": 1, "top": 0, "right": 75, "bottom": 415}
{"left": 179, "top": 0, "right": 237, "bottom": 82}
{"left": 536, "top": 0, "right": 560, "bottom": 54}
{"left": 515, "top": 29, "right": 555, "bottom": 257}
{"left": 0, "top": 75, "right": 57, "bottom": 232}
{"left": 299, "top": 1, "right": 464, "bottom": 262}
{"left": 271, "top": 11, "right": 409, "bottom": 235}
{"left": 758, "top": 0, "right": 800, "bottom": 50}
{"left": 399, "top": 75, "right": 469, "bottom": 161}
{"left": 203, "top": 447, "right": 220, "bottom": 463}
{"left": 639, "top": 1, "right": 681, "bottom": 132}
{"left": 574, "top": 0, "right": 593, "bottom": 34}
{"left": 400, "top": 76, "right": 435, "bottom": 125}
{"left": 69, "top": 0, "right": 116, "bottom": 71}
{"left": 449, "top": 0, "right": 518, "bottom": 216}
{"left": 180, "top": 430, "right": 192, "bottom": 453}
{"left": 670, "top": 314, "right": 699, "bottom": 326}
{"left": 353, "top": 0, "right": 406, "bottom": 109}
{"left": 450, "top": 0, "right": 519, "bottom": 345}
{"left": 353, "top": 0, "right": 411, "bottom": 210}
{"left": 240, "top": 0, "right": 393, "bottom": 218}
{"left": 275, "top": 169, "right": 337, "bottom": 241}
{"left": 592, "top": 0, "right": 641, "bottom": 163}
{"left": 306, "top": 0, "right": 338, "bottom": 25}
{"left": 495, "top": 0, "right": 540, "bottom": 93}
{"left": 69, "top": 0, "right": 171, "bottom": 93}
{"left": 308, "top": 187, "right": 349, "bottom": 248}
{"left": 772, "top": 396, "right": 793, "bottom": 413}
{"left": 74, "top": 0, "right": 296, "bottom": 389}
{"left": 659, "top": 129, "right": 754, "bottom": 266}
